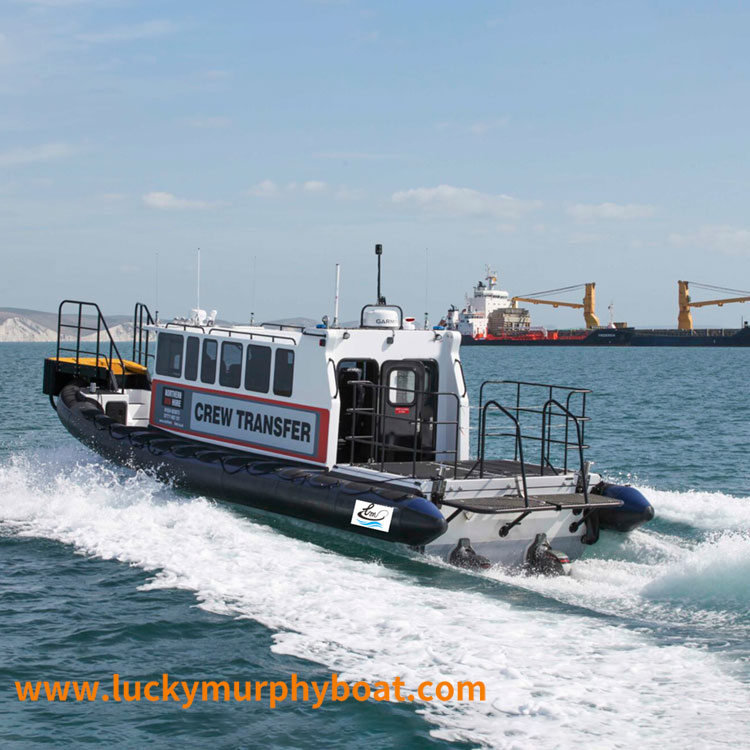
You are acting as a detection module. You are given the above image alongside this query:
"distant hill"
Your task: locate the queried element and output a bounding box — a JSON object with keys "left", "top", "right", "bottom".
{"left": 0, "top": 308, "right": 135, "bottom": 342}
{"left": 0, "top": 308, "right": 319, "bottom": 342}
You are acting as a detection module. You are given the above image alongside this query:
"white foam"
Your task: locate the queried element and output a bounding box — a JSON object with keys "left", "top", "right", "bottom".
{"left": 2, "top": 453, "right": 749, "bottom": 749}
{"left": 644, "top": 485, "right": 750, "bottom": 531}
{"left": 484, "top": 523, "right": 750, "bottom": 638}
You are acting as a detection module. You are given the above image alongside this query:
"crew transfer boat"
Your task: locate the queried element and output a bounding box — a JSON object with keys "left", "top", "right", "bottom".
{"left": 42, "top": 249, "right": 653, "bottom": 574}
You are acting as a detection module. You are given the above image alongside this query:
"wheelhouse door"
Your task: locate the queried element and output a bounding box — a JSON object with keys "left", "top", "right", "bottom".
{"left": 378, "top": 360, "right": 433, "bottom": 465}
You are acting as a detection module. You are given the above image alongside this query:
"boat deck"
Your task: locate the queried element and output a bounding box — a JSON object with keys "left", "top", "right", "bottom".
{"left": 348, "top": 460, "right": 621, "bottom": 514}
{"left": 439, "top": 492, "right": 620, "bottom": 514}
{"left": 353, "top": 459, "right": 546, "bottom": 480}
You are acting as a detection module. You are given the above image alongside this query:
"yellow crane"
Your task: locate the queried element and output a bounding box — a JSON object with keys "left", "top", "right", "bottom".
{"left": 678, "top": 281, "right": 750, "bottom": 330}
{"left": 511, "top": 282, "right": 600, "bottom": 329}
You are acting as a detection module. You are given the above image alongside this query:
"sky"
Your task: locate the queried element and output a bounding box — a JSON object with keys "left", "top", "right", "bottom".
{"left": 1, "top": 0, "right": 750, "bottom": 328}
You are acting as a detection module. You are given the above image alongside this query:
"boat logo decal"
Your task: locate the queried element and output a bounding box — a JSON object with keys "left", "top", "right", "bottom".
{"left": 162, "top": 387, "right": 184, "bottom": 410}
{"left": 351, "top": 500, "right": 393, "bottom": 533}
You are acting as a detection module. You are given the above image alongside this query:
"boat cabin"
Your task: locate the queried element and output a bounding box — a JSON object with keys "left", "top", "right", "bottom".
{"left": 146, "top": 305, "right": 470, "bottom": 470}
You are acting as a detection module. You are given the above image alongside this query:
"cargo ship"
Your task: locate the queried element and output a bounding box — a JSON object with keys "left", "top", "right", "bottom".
{"left": 441, "top": 269, "right": 750, "bottom": 347}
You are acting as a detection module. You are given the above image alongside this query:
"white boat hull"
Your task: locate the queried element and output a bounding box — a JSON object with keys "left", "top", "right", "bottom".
{"left": 426, "top": 508, "right": 586, "bottom": 567}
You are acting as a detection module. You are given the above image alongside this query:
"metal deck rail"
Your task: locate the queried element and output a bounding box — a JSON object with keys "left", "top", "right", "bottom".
{"left": 132, "top": 301, "right": 155, "bottom": 367}
{"left": 160, "top": 320, "right": 297, "bottom": 345}
{"left": 475, "top": 380, "right": 591, "bottom": 489}
{"left": 344, "top": 380, "right": 461, "bottom": 476}
{"left": 55, "top": 300, "right": 127, "bottom": 392}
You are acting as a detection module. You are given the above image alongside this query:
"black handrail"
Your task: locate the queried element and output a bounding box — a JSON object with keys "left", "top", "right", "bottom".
{"left": 541, "top": 399, "right": 589, "bottom": 504}
{"left": 479, "top": 400, "right": 529, "bottom": 504}
{"left": 56, "top": 300, "right": 126, "bottom": 393}
{"left": 208, "top": 327, "right": 297, "bottom": 345}
{"left": 260, "top": 322, "right": 308, "bottom": 332}
{"left": 344, "top": 380, "right": 461, "bottom": 476}
{"left": 473, "top": 379, "right": 591, "bottom": 498}
{"left": 132, "top": 302, "right": 155, "bottom": 367}
{"left": 477, "top": 379, "right": 590, "bottom": 458}
{"left": 161, "top": 320, "right": 297, "bottom": 345}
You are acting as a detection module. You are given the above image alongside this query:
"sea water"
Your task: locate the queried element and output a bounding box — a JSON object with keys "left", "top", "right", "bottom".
{"left": 1, "top": 343, "right": 749, "bottom": 749}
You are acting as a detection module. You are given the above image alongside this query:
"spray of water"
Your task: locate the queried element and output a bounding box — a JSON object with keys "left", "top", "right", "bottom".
{"left": 2, "top": 451, "right": 749, "bottom": 749}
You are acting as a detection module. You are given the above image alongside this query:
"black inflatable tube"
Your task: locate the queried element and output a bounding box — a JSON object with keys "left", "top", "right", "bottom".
{"left": 56, "top": 386, "right": 448, "bottom": 546}
{"left": 595, "top": 483, "right": 655, "bottom": 532}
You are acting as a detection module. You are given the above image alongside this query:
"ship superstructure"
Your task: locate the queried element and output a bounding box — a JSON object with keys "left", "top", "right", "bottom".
{"left": 449, "top": 267, "right": 529, "bottom": 338}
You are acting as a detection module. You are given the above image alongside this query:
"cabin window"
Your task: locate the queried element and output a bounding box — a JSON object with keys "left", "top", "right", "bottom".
{"left": 184, "top": 336, "right": 200, "bottom": 381}
{"left": 245, "top": 344, "right": 271, "bottom": 393}
{"left": 201, "top": 339, "right": 218, "bottom": 384}
{"left": 388, "top": 368, "right": 416, "bottom": 406}
{"left": 220, "top": 341, "right": 243, "bottom": 388}
{"left": 155, "top": 333, "right": 184, "bottom": 378}
{"left": 273, "top": 349, "right": 294, "bottom": 397}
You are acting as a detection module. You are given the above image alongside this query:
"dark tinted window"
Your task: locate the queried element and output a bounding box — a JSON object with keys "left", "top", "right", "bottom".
{"left": 155, "top": 333, "right": 183, "bottom": 377}
{"left": 201, "top": 339, "right": 218, "bottom": 384}
{"left": 245, "top": 345, "right": 271, "bottom": 393}
{"left": 273, "top": 349, "right": 294, "bottom": 397}
{"left": 220, "top": 341, "right": 243, "bottom": 388}
{"left": 184, "top": 336, "right": 200, "bottom": 381}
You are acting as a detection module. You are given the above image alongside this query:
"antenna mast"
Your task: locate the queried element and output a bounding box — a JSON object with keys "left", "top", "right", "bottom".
{"left": 424, "top": 247, "right": 429, "bottom": 329}
{"left": 154, "top": 250, "right": 160, "bottom": 323}
{"left": 250, "top": 254, "right": 257, "bottom": 325}
{"left": 196, "top": 247, "right": 201, "bottom": 311}
{"left": 333, "top": 263, "right": 341, "bottom": 327}
{"left": 375, "top": 243, "right": 385, "bottom": 304}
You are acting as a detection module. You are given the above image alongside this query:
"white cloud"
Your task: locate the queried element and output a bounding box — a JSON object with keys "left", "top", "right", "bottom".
{"left": 0, "top": 142, "right": 74, "bottom": 167}
{"left": 566, "top": 202, "right": 656, "bottom": 221}
{"left": 249, "top": 180, "right": 279, "bottom": 198}
{"left": 77, "top": 20, "right": 179, "bottom": 44}
{"left": 302, "top": 180, "right": 327, "bottom": 193}
{"left": 669, "top": 225, "right": 750, "bottom": 256}
{"left": 391, "top": 184, "right": 541, "bottom": 219}
{"left": 142, "top": 192, "right": 211, "bottom": 211}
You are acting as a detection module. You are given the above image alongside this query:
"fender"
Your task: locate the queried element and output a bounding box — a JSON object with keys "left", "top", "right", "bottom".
{"left": 593, "top": 483, "right": 654, "bottom": 532}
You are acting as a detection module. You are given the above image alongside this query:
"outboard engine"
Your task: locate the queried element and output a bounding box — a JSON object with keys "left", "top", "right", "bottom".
{"left": 594, "top": 483, "right": 655, "bottom": 532}
{"left": 525, "top": 533, "right": 571, "bottom": 576}
{"left": 449, "top": 538, "right": 492, "bottom": 570}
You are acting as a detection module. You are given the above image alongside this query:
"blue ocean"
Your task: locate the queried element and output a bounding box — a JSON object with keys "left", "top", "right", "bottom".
{"left": 2, "top": 343, "right": 749, "bottom": 749}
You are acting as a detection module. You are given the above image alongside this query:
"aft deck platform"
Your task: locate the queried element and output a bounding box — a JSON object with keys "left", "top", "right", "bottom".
{"left": 354, "top": 459, "right": 544, "bottom": 480}
{"left": 439, "top": 492, "right": 621, "bottom": 515}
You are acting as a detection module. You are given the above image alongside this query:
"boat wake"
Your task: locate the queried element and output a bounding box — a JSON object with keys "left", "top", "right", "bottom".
{"left": 2, "top": 450, "right": 749, "bottom": 750}
{"left": 483, "top": 486, "right": 750, "bottom": 640}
